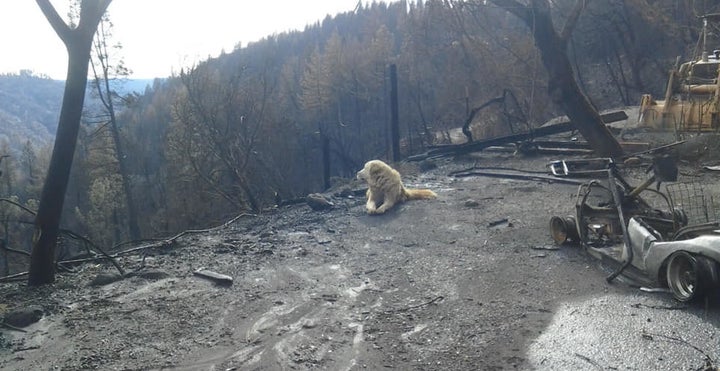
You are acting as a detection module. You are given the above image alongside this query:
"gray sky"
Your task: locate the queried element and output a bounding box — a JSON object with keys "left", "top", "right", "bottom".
{"left": 1, "top": 0, "right": 365, "bottom": 79}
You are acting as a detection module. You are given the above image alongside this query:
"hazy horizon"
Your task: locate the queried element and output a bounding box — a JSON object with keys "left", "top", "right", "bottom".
{"left": 0, "top": 0, "right": 369, "bottom": 80}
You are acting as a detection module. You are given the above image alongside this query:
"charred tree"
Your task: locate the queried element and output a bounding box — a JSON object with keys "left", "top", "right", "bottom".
{"left": 89, "top": 17, "right": 142, "bottom": 241}
{"left": 489, "top": 0, "right": 624, "bottom": 158}
{"left": 29, "top": 0, "right": 113, "bottom": 286}
{"left": 389, "top": 64, "right": 401, "bottom": 161}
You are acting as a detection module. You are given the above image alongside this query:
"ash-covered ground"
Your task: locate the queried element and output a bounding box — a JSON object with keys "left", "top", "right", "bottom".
{"left": 2, "top": 137, "right": 720, "bottom": 370}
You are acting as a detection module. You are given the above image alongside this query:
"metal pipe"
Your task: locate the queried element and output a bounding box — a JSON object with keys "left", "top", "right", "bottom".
{"left": 606, "top": 166, "right": 634, "bottom": 283}
{"left": 628, "top": 175, "right": 655, "bottom": 198}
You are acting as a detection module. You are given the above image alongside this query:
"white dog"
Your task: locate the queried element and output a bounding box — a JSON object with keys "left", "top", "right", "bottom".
{"left": 356, "top": 160, "right": 436, "bottom": 215}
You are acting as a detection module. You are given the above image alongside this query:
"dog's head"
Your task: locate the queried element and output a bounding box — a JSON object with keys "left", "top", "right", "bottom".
{"left": 357, "top": 160, "right": 385, "bottom": 182}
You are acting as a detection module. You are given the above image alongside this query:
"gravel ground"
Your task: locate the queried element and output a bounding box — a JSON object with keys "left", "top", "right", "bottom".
{"left": 1, "top": 146, "right": 720, "bottom": 370}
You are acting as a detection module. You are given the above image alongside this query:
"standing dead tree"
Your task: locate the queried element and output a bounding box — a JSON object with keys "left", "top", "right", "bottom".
{"left": 89, "top": 14, "right": 142, "bottom": 241}
{"left": 487, "top": 0, "right": 625, "bottom": 158}
{"left": 28, "top": 0, "right": 113, "bottom": 286}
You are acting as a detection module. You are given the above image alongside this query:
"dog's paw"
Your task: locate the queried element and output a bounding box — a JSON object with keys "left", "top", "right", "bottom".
{"left": 368, "top": 207, "right": 388, "bottom": 215}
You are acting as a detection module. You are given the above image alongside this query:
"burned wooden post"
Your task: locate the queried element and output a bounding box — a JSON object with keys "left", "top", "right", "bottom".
{"left": 322, "top": 133, "right": 331, "bottom": 190}
{"left": 389, "top": 64, "right": 400, "bottom": 162}
{"left": 0, "top": 155, "right": 8, "bottom": 177}
{"left": 318, "top": 123, "right": 331, "bottom": 191}
{"left": 0, "top": 239, "right": 6, "bottom": 276}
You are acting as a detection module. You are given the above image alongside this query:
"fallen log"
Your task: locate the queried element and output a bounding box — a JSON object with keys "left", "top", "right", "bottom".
{"left": 193, "top": 268, "right": 233, "bottom": 286}
{"left": 409, "top": 111, "right": 628, "bottom": 161}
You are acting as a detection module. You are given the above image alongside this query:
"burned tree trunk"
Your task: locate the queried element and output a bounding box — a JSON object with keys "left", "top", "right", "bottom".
{"left": 90, "top": 17, "right": 141, "bottom": 241}
{"left": 389, "top": 64, "right": 401, "bottom": 161}
{"left": 489, "top": 0, "right": 624, "bottom": 158}
{"left": 28, "top": 0, "right": 112, "bottom": 286}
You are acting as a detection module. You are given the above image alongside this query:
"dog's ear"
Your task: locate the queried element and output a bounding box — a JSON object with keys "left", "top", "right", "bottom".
{"left": 368, "top": 162, "right": 382, "bottom": 177}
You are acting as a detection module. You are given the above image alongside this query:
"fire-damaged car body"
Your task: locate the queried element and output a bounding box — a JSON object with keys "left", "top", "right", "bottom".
{"left": 550, "top": 158, "right": 720, "bottom": 302}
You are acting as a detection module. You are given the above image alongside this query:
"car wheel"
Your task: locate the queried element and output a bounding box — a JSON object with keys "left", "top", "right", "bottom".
{"left": 549, "top": 216, "right": 578, "bottom": 245}
{"left": 666, "top": 251, "right": 704, "bottom": 302}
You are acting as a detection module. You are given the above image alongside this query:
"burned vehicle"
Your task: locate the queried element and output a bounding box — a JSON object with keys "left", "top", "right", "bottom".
{"left": 638, "top": 14, "right": 720, "bottom": 132}
{"left": 549, "top": 158, "right": 720, "bottom": 302}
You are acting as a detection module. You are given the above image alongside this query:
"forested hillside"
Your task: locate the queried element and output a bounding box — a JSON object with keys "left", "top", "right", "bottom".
{"left": 0, "top": 71, "right": 62, "bottom": 153}
{"left": 0, "top": 72, "right": 152, "bottom": 156}
{"left": 1, "top": 0, "right": 718, "bottom": 272}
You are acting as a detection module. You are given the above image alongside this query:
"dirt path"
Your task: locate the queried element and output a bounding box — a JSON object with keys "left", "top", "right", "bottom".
{"left": 1, "top": 153, "right": 719, "bottom": 370}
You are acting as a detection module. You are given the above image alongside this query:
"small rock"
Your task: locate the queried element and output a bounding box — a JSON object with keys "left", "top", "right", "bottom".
{"left": 464, "top": 199, "right": 480, "bottom": 208}
{"left": 300, "top": 319, "right": 317, "bottom": 329}
{"left": 4, "top": 305, "right": 43, "bottom": 328}
{"left": 488, "top": 218, "right": 509, "bottom": 227}
{"left": 306, "top": 193, "right": 334, "bottom": 211}
{"left": 193, "top": 269, "right": 233, "bottom": 286}
{"left": 213, "top": 245, "right": 233, "bottom": 254}
{"left": 334, "top": 187, "right": 354, "bottom": 198}
{"left": 89, "top": 272, "right": 124, "bottom": 286}
{"left": 531, "top": 245, "right": 560, "bottom": 251}
{"left": 135, "top": 269, "right": 171, "bottom": 280}
{"left": 419, "top": 160, "right": 437, "bottom": 171}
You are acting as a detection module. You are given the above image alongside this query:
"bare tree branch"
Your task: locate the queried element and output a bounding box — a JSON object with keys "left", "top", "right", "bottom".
{"left": 35, "top": 0, "right": 72, "bottom": 43}
{"left": 560, "top": 0, "right": 586, "bottom": 42}
{"left": 78, "top": 0, "right": 113, "bottom": 35}
{"left": 0, "top": 198, "right": 37, "bottom": 216}
{"left": 489, "top": 0, "right": 531, "bottom": 24}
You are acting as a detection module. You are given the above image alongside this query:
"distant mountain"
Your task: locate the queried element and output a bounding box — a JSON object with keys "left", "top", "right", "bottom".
{"left": 117, "top": 78, "right": 156, "bottom": 94}
{"left": 0, "top": 73, "right": 160, "bottom": 156}
{"left": 0, "top": 73, "right": 63, "bottom": 154}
